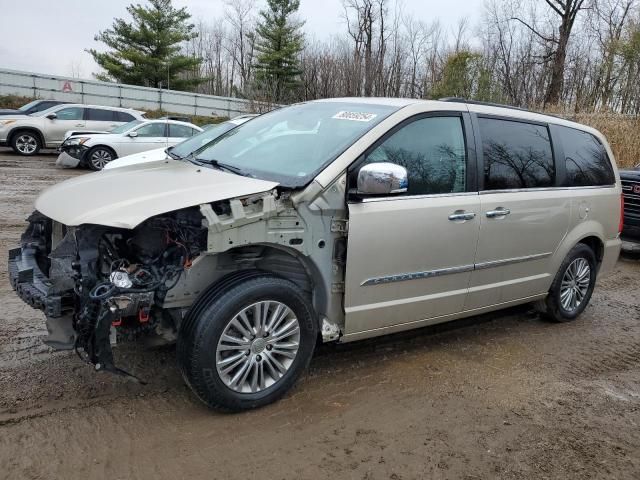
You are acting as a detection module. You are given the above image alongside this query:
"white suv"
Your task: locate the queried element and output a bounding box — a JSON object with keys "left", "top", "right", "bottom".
{"left": 0, "top": 104, "right": 145, "bottom": 156}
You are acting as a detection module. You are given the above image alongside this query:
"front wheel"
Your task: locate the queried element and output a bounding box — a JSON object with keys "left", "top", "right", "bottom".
{"left": 539, "top": 243, "right": 597, "bottom": 322}
{"left": 11, "top": 130, "right": 41, "bottom": 156}
{"left": 178, "top": 273, "right": 317, "bottom": 411}
{"left": 86, "top": 146, "right": 116, "bottom": 170}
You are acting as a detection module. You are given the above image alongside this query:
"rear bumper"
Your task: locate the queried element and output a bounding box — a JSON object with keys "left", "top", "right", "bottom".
{"left": 599, "top": 238, "right": 622, "bottom": 276}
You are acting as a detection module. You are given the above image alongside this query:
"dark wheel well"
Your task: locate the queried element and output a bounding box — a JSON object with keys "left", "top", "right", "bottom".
{"left": 578, "top": 236, "right": 604, "bottom": 269}
{"left": 9, "top": 128, "right": 44, "bottom": 146}
{"left": 87, "top": 145, "right": 117, "bottom": 156}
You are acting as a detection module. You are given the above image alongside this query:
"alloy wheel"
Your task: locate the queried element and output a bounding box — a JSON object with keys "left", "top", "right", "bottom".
{"left": 216, "top": 300, "right": 301, "bottom": 394}
{"left": 16, "top": 134, "right": 38, "bottom": 154}
{"left": 90, "top": 149, "right": 113, "bottom": 169}
{"left": 559, "top": 257, "right": 591, "bottom": 312}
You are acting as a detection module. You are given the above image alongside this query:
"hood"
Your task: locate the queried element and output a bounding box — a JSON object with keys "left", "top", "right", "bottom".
{"left": 35, "top": 160, "right": 279, "bottom": 229}
{"left": 0, "top": 109, "right": 21, "bottom": 116}
{"left": 103, "top": 147, "right": 167, "bottom": 170}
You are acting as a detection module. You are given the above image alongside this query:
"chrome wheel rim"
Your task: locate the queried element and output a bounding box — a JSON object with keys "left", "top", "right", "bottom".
{"left": 216, "top": 301, "right": 301, "bottom": 394}
{"left": 16, "top": 134, "right": 37, "bottom": 154}
{"left": 90, "top": 149, "right": 113, "bottom": 169}
{"left": 560, "top": 258, "right": 591, "bottom": 312}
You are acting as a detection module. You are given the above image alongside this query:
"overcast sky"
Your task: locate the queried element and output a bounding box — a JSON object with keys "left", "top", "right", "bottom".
{"left": 0, "top": 0, "right": 483, "bottom": 79}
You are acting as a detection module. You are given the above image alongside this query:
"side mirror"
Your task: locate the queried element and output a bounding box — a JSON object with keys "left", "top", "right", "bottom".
{"left": 127, "top": 131, "right": 138, "bottom": 138}
{"left": 46, "top": 113, "right": 57, "bottom": 120}
{"left": 357, "top": 162, "right": 408, "bottom": 195}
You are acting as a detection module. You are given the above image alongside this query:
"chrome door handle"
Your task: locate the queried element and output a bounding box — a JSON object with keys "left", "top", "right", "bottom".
{"left": 448, "top": 211, "right": 476, "bottom": 221}
{"left": 486, "top": 207, "right": 511, "bottom": 218}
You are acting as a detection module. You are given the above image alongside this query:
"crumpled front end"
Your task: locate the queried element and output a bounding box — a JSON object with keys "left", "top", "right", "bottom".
{"left": 9, "top": 210, "right": 206, "bottom": 379}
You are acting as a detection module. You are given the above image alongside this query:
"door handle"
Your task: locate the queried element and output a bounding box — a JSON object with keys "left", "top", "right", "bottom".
{"left": 75, "top": 123, "right": 84, "bottom": 127}
{"left": 448, "top": 211, "right": 476, "bottom": 221}
{"left": 486, "top": 207, "right": 511, "bottom": 218}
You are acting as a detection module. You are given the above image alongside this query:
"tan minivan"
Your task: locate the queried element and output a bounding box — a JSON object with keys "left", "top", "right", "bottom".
{"left": 9, "top": 98, "right": 622, "bottom": 411}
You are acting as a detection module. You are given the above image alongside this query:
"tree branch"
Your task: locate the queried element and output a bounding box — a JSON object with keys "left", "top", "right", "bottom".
{"left": 510, "top": 17, "right": 558, "bottom": 43}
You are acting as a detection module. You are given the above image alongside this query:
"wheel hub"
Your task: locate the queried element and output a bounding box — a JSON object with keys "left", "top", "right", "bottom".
{"left": 250, "top": 337, "right": 267, "bottom": 354}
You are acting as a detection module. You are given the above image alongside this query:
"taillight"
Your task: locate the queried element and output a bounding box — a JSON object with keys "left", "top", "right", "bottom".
{"left": 619, "top": 193, "right": 624, "bottom": 234}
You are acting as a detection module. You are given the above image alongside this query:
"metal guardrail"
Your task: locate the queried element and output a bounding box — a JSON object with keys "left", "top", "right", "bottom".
{"left": 0, "top": 68, "right": 264, "bottom": 117}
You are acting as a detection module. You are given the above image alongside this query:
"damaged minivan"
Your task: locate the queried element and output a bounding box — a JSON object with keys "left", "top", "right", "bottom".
{"left": 9, "top": 98, "right": 622, "bottom": 411}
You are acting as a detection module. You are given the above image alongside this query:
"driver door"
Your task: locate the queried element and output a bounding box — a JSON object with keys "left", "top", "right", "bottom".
{"left": 47, "top": 107, "right": 86, "bottom": 144}
{"left": 344, "top": 113, "right": 480, "bottom": 336}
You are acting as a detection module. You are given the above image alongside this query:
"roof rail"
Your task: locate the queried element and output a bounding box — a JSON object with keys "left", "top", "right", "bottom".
{"left": 438, "top": 97, "right": 543, "bottom": 115}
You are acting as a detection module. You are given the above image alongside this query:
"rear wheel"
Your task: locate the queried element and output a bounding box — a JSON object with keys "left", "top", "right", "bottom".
{"left": 11, "top": 130, "right": 41, "bottom": 156}
{"left": 178, "top": 273, "right": 317, "bottom": 411}
{"left": 86, "top": 146, "right": 116, "bottom": 170}
{"left": 539, "top": 243, "right": 597, "bottom": 322}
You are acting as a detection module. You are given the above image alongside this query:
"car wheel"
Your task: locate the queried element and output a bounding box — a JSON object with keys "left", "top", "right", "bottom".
{"left": 87, "top": 146, "right": 116, "bottom": 170}
{"left": 11, "top": 130, "right": 41, "bottom": 156}
{"left": 178, "top": 272, "right": 317, "bottom": 411}
{"left": 539, "top": 243, "right": 597, "bottom": 322}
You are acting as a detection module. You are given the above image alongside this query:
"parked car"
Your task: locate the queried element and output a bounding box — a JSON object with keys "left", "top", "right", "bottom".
{"left": 619, "top": 166, "right": 640, "bottom": 241}
{"left": 0, "top": 104, "right": 145, "bottom": 156}
{"left": 0, "top": 99, "right": 69, "bottom": 116}
{"left": 56, "top": 119, "right": 203, "bottom": 170}
{"left": 103, "top": 115, "right": 257, "bottom": 170}
{"left": 8, "top": 98, "right": 622, "bottom": 411}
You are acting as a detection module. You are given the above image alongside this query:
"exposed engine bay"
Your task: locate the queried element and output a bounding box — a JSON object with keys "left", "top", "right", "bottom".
{"left": 14, "top": 208, "right": 206, "bottom": 381}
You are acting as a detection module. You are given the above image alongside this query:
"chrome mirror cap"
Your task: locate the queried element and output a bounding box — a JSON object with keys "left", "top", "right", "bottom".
{"left": 357, "top": 162, "right": 408, "bottom": 195}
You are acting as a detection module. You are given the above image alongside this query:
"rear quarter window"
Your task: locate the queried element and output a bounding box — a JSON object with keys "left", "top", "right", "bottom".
{"left": 115, "top": 111, "right": 136, "bottom": 122}
{"left": 556, "top": 126, "right": 615, "bottom": 187}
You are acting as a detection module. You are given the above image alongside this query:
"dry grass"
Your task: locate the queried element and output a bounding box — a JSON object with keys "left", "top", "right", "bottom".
{"left": 568, "top": 113, "right": 640, "bottom": 169}
{"left": 0, "top": 95, "right": 34, "bottom": 110}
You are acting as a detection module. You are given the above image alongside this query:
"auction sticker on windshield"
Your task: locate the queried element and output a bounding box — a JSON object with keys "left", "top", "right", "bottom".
{"left": 332, "top": 111, "right": 378, "bottom": 122}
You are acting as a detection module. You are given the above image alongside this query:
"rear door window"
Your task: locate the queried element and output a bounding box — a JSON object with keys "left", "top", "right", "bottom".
{"left": 86, "top": 108, "right": 115, "bottom": 121}
{"left": 115, "top": 111, "right": 136, "bottom": 122}
{"left": 479, "top": 118, "right": 554, "bottom": 190}
{"left": 557, "top": 126, "right": 615, "bottom": 186}
{"left": 169, "top": 124, "right": 196, "bottom": 138}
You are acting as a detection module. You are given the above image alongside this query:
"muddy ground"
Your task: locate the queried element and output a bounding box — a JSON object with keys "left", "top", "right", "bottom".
{"left": 0, "top": 149, "right": 638, "bottom": 480}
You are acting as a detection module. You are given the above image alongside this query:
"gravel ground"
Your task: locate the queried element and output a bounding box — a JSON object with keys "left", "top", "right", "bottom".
{"left": 0, "top": 149, "right": 639, "bottom": 480}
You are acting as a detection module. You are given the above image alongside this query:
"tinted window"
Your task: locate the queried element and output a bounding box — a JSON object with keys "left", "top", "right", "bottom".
{"left": 558, "top": 126, "right": 615, "bottom": 186}
{"left": 135, "top": 123, "right": 166, "bottom": 137}
{"left": 115, "top": 111, "right": 136, "bottom": 122}
{"left": 362, "top": 116, "right": 466, "bottom": 195}
{"left": 86, "top": 108, "right": 115, "bottom": 121}
{"left": 55, "top": 107, "right": 84, "bottom": 121}
{"left": 169, "top": 124, "right": 196, "bottom": 138}
{"left": 480, "top": 118, "right": 554, "bottom": 190}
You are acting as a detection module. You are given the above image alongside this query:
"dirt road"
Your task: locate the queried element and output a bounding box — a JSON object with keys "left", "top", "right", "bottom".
{"left": 0, "top": 150, "right": 638, "bottom": 480}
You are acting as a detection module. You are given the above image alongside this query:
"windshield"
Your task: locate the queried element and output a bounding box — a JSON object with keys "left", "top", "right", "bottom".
{"left": 110, "top": 120, "right": 143, "bottom": 134}
{"left": 18, "top": 100, "right": 40, "bottom": 112}
{"left": 171, "top": 121, "right": 239, "bottom": 158}
{"left": 196, "top": 102, "right": 397, "bottom": 186}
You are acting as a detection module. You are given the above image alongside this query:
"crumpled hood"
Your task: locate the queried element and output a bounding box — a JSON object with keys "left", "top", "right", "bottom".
{"left": 35, "top": 160, "right": 278, "bottom": 229}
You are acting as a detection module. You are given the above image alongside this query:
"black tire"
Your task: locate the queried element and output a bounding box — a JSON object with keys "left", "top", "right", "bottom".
{"left": 178, "top": 272, "right": 317, "bottom": 411}
{"left": 85, "top": 146, "right": 117, "bottom": 170}
{"left": 11, "top": 130, "right": 41, "bottom": 156}
{"left": 539, "top": 243, "right": 597, "bottom": 322}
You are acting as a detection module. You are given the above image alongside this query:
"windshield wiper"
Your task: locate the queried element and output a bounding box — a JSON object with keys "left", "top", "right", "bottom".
{"left": 166, "top": 147, "right": 180, "bottom": 160}
{"left": 192, "top": 157, "right": 252, "bottom": 177}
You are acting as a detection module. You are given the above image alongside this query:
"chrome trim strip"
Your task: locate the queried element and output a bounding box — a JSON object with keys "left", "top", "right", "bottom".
{"left": 479, "top": 185, "right": 615, "bottom": 194}
{"left": 360, "top": 264, "right": 474, "bottom": 286}
{"left": 361, "top": 252, "right": 553, "bottom": 286}
{"left": 360, "top": 191, "right": 478, "bottom": 203}
{"left": 474, "top": 252, "right": 552, "bottom": 270}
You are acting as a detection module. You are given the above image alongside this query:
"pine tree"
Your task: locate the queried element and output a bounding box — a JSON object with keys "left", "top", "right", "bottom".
{"left": 253, "top": 0, "right": 304, "bottom": 102}
{"left": 88, "top": 0, "right": 201, "bottom": 90}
